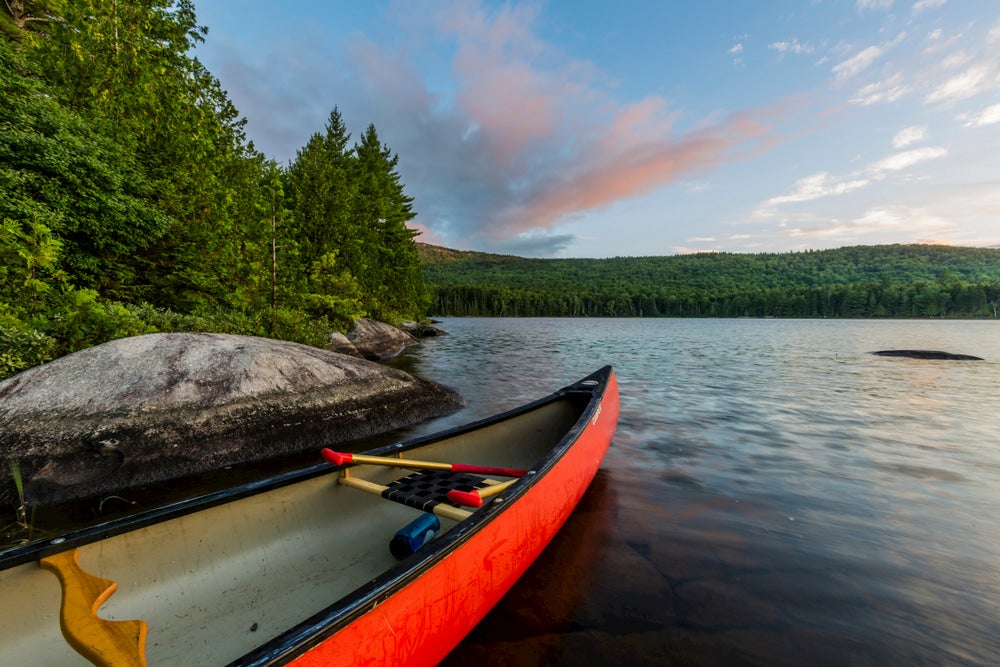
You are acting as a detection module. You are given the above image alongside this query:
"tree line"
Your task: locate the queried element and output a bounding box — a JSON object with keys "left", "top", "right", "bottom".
{"left": 421, "top": 244, "right": 1000, "bottom": 319}
{"left": 1, "top": 2, "right": 425, "bottom": 380}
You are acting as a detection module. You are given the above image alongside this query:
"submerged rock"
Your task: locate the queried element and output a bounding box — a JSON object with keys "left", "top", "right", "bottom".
{"left": 871, "top": 350, "right": 984, "bottom": 360}
{"left": 0, "top": 333, "right": 462, "bottom": 507}
{"left": 401, "top": 320, "right": 448, "bottom": 338}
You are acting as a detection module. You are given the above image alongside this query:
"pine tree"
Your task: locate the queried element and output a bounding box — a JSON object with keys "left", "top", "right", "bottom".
{"left": 286, "top": 107, "right": 357, "bottom": 274}
{"left": 351, "top": 123, "right": 424, "bottom": 319}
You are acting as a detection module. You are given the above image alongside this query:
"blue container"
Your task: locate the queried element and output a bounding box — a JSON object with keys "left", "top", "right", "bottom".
{"left": 389, "top": 513, "right": 441, "bottom": 559}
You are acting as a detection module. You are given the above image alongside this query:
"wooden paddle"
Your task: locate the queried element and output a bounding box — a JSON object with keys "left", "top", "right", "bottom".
{"left": 321, "top": 449, "right": 528, "bottom": 478}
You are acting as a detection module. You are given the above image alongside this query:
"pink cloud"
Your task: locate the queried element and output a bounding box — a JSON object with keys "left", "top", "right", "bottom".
{"left": 496, "top": 108, "right": 774, "bottom": 236}
{"left": 406, "top": 220, "right": 447, "bottom": 246}
{"left": 453, "top": 54, "right": 563, "bottom": 167}
{"left": 426, "top": 1, "right": 783, "bottom": 242}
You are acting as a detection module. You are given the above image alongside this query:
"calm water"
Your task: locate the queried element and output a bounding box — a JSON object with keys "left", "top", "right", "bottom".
{"left": 386, "top": 318, "right": 1000, "bottom": 667}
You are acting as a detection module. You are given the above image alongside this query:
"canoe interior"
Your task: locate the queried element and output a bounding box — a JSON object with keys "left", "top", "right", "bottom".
{"left": 0, "top": 393, "right": 586, "bottom": 666}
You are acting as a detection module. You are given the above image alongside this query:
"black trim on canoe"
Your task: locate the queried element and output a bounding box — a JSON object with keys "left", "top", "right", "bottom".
{"left": 227, "top": 366, "right": 613, "bottom": 667}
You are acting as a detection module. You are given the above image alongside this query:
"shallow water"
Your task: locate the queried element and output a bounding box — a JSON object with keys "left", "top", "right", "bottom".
{"left": 387, "top": 318, "right": 1000, "bottom": 666}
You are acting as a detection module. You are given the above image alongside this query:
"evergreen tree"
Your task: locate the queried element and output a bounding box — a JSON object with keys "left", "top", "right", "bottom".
{"left": 351, "top": 123, "right": 424, "bottom": 319}
{"left": 286, "top": 107, "right": 356, "bottom": 273}
{"left": 0, "top": 36, "right": 169, "bottom": 298}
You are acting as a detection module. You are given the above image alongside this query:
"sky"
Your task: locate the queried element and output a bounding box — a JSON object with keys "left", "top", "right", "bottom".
{"left": 194, "top": 0, "right": 1000, "bottom": 258}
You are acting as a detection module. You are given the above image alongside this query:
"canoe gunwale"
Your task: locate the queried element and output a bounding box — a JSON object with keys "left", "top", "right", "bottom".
{"left": 228, "top": 365, "right": 615, "bottom": 666}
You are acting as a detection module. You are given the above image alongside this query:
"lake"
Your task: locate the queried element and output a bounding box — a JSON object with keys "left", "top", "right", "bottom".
{"left": 386, "top": 318, "right": 1000, "bottom": 666}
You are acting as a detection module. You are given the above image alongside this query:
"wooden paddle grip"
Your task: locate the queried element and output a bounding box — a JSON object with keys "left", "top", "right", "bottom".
{"left": 39, "top": 548, "right": 148, "bottom": 667}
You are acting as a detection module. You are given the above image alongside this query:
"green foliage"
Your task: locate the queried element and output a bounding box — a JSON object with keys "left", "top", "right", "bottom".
{"left": 41, "top": 289, "right": 156, "bottom": 355}
{"left": 304, "top": 252, "right": 366, "bottom": 331}
{"left": 0, "top": 217, "right": 65, "bottom": 316}
{"left": 0, "top": 320, "right": 57, "bottom": 378}
{"left": 0, "top": 0, "right": 64, "bottom": 41}
{"left": 266, "top": 308, "right": 338, "bottom": 348}
{"left": 350, "top": 123, "right": 424, "bottom": 319}
{"left": 0, "top": 36, "right": 171, "bottom": 298}
{"left": 0, "top": 3, "right": 427, "bottom": 381}
{"left": 423, "top": 244, "right": 1000, "bottom": 319}
{"left": 285, "top": 110, "right": 426, "bottom": 324}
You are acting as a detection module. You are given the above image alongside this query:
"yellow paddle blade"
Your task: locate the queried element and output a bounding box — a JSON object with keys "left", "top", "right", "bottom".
{"left": 39, "top": 548, "right": 147, "bottom": 667}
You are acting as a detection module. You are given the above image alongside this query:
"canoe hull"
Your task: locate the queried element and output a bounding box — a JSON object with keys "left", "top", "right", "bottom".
{"left": 290, "top": 370, "right": 618, "bottom": 666}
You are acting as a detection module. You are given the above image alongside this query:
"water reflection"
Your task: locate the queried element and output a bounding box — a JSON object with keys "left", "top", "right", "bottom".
{"left": 406, "top": 318, "right": 1000, "bottom": 665}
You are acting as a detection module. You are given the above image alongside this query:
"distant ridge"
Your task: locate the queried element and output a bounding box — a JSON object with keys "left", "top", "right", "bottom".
{"left": 416, "top": 243, "right": 525, "bottom": 264}
{"left": 417, "top": 243, "right": 1000, "bottom": 318}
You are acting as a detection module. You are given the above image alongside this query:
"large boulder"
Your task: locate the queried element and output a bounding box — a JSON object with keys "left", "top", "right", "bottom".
{"left": 0, "top": 333, "right": 462, "bottom": 507}
{"left": 348, "top": 318, "right": 419, "bottom": 360}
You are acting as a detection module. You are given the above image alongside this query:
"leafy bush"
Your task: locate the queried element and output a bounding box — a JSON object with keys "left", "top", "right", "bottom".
{"left": 0, "top": 315, "right": 56, "bottom": 380}
{"left": 42, "top": 289, "right": 155, "bottom": 356}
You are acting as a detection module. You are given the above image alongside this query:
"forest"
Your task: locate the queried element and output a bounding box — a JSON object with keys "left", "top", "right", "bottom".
{"left": 1, "top": 2, "right": 425, "bottom": 380}
{"left": 420, "top": 244, "right": 1000, "bottom": 319}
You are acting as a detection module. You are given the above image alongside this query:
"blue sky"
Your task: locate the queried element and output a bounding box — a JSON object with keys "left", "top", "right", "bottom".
{"left": 194, "top": 0, "right": 1000, "bottom": 258}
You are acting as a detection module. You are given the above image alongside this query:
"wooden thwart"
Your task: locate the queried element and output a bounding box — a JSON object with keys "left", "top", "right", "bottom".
{"left": 338, "top": 475, "right": 473, "bottom": 522}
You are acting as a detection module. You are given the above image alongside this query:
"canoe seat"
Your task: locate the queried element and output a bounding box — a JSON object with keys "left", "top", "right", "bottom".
{"left": 381, "top": 470, "right": 493, "bottom": 514}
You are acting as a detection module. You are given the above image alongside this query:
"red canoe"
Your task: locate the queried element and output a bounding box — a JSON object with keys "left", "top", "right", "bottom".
{"left": 0, "top": 367, "right": 618, "bottom": 666}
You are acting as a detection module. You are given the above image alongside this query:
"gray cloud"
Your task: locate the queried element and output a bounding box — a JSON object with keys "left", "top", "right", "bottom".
{"left": 493, "top": 233, "right": 577, "bottom": 257}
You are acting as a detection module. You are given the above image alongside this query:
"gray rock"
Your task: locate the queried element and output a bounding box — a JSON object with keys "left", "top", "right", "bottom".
{"left": 401, "top": 320, "right": 448, "bottom": 338}
{"left": 0, "top": 333, "right": 462, "bottom": 507}
{"left": 348, "top": 318, "right": 418, "bottom": 360}
{"left": 328, "top": 331, "right": 361, "bottom": 357}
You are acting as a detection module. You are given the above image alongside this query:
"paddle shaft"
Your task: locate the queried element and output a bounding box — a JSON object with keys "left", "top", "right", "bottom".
{"left": 322, "top": 449, "right": 527, "bottom": 478}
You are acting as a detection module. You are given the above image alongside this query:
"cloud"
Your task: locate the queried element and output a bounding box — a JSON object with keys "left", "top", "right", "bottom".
{"left": 493, "top": 232, "right": 576, "bottom": 257}
{"left": 892, "top": 125, "right": 927, "bottom": 148}
{"left": 870, "top": 146, "right": 948, "bottom": 173}
{"left": 359, "top": 0, "right": 784, "bottom": 251}
{"left": 786, "top": 205, "right": 953, "bottom": 241}
{"left": 857, "top": 0, "right": 894, "bottom": 12}
{"left": 833, "top": 45, "right": 884, "bottom": 80}
{"left": 912, "top": 0, "right": 947, "bottom": 13}
{"left": 765, "top": 172, "right": 870, "bottom": 207}
{"left": 959, "top": 104, "right": 1000, "bottom": 127}
{"left": 833, "top": 32, "right": 907, "bottom": 82}
{"left": 924, "top": 64, "right": 992, "bottom": 104}
{"left": 729, "top": 42, "right": 745, "bottom": 66}
{"left": 769, "top": 38, "right": 814, "bottom": 56}
{"left": 406, "top": 221, "right": 447, "bottom": 246}
{"left": 759, "top": 145, "right": 947, "bottom": 218}
{"left": 851, "top": 72, "right": 908, "bottom": 105}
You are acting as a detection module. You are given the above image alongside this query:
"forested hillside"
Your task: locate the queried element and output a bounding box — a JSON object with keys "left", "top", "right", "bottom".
{"left": 0, "top": 2, "right": 424, "bottom": 380}
{"left": 420, "top": 244, "right": 1000, "bottom": 318}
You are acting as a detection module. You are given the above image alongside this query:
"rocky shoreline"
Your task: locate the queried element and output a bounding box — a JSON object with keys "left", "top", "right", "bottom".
{"left": 0, "top": 319, "right": 460, "bottom": 514}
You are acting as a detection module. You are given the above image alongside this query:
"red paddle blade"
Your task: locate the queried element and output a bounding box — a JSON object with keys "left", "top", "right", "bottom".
{"left": 447, "top": 489, "right": 483, "bottom": 508}
{"left": 322, "top": 449, "right": 353, "bottom": 466}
